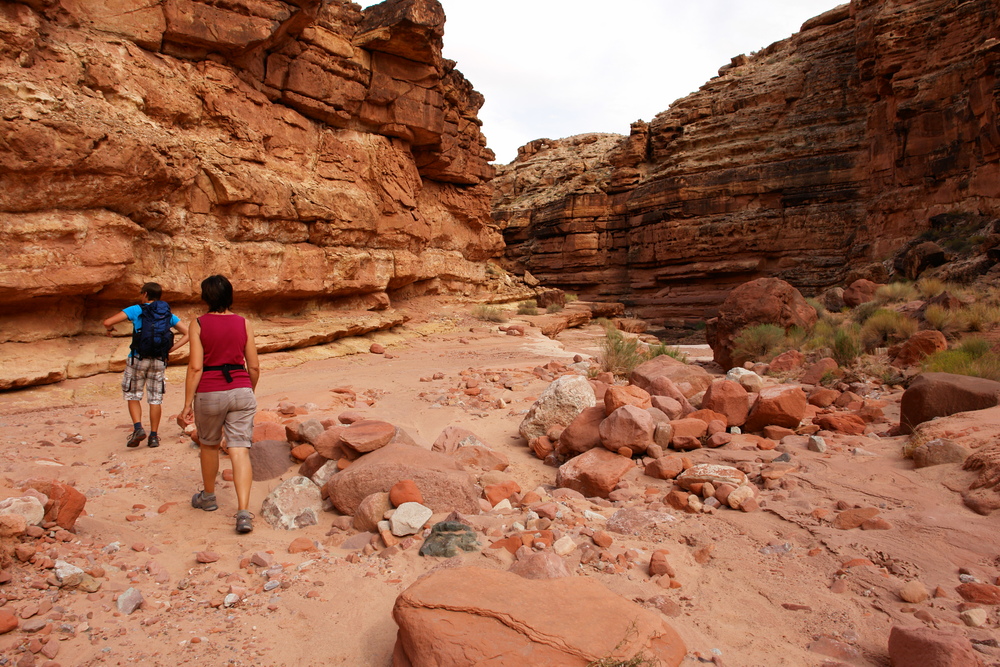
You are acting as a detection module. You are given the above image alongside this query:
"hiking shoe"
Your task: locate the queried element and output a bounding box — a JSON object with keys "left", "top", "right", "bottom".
{"left": 126, "top": 427, "right": 147, "bottom": 448}
{"left": 191, "top": 491, "right": 218, "bottom": 512}
{"left": 235, "top": 510, "right": 254, "bottom": 534}
{"left": 147, "top": 433, "right": 160, "bottom": 448}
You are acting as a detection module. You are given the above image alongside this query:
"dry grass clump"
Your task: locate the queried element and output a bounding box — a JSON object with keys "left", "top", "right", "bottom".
{"left": 471, "top": 304, "right": 507, "bottom": 323}
{"left": 730, "top": 323, "right": 786, "bottom": 366}
{"left": 546, "top": 303, "right": 564, "bottom": 313}
{"left": 916, "top": 277, "right": 946, "bottom": 299}
{"left": 859, "top": 309, "right": 917, "bottom": 351}
{"left": 516, "top": 300, "right": 539, "bottom": 316}
{"left": 598, "top": 327, "right": 685, "bottom": 377}
{"left": 922, "top": 304, "right": 955, "bottom": 333}
{"left": 875, "top": 281, "right": 918, "bottom": 304}
{"left": 957, "top": 303, "right": 1000, "bottom": 332}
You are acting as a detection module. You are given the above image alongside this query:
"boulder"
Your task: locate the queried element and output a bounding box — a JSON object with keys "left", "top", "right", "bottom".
{"left": 248, "top": 440, "right": 293, "bottom": 481}
{"left": 891, "top": 330, "right": 948, "bottom": 368}
{"left": 912, "top": 438, "right": 971, "bottom": 468}
{"left": 744, "top": 385, "right": 808, "bottom": 432}
{"left": 339, "top": 419, "right": 397, "bottom": 455}
{"left": 326, "top": 443, "right": 480, "bottom": 515}
{"left": 557, "top": 406, "right": 606, "bottom": 456}
{"left": 555, "top": 448, "right": 634, "bottom": 499}
{"left": 675, "top": 464, "right": 748, "bottom": 490}
{"left": 706, "top": 277, "right": 817, "bottom": 369}
{"left": 392, "top": 567, "right": 686, "bottom": 666}
{"left": 700, "top": 380, "right": 749, "bottom": 427}
{"left": 887, "top": 625, "right": 983, "bottom": 667}
{"left": 519, "top": 375, "right": 596, "bottom": 442}
{"left": 903, "top": 241, "right": 947, "bottom": 280}
{"left": 814, "top": 413, "right": 867, "bottom": 435}
{"left": 630, "top": 356, "right": 712, "bottom": 399}
{"left": 23, "top": 478, "right": 87, "bottom": 530}
{"left": 604, "top": 384, "right": 652, "bottom": 413}
{"left": 599, "top": 405, "right": 654, "bottom": 454}
{"left": 900, "top": 373, "right": 1000, "bottom": 434}
{"left": 800, "top": 357, "right": 838, "bottom": 385}
{"left": 843, "top": 279, "right": 880, "bottom": 307}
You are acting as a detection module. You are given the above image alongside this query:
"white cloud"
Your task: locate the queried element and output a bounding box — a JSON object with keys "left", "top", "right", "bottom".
{"left": 357, "top": 0, "right": 843, "bottom": 163}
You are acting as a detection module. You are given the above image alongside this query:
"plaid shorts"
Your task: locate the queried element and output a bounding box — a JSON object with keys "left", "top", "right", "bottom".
{"left": 121, "top": 356, "right": 166, "bottom": 404}
{"left": 194, "top": 387, "right": 256, "bottom": 448}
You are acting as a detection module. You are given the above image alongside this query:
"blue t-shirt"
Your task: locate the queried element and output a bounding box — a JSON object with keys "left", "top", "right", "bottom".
{"left": 123, "top": 304, "right": 181, "bottom": 359}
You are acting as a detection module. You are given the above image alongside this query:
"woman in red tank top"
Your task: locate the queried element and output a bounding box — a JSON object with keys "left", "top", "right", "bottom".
{"left": 181, "top": 275, "right": 260, "bottom": 534}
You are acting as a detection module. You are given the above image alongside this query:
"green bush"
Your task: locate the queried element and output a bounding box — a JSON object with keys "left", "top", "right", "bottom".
{"left": 923, "top": 348, "right": 1000, "bottom": 381}
{"left": 859, "top": 309, "right": 917, "bottom": 351}
{"left": 730, "top": 324, "right": 786, "bottom": 365}
{"left": 517, "top": 300, "right": 539, "bottom": 316}
{"left": 471, "top": 304, "right": 507, "bottom": 323}
{"left": 564, "top": 293, "right": 579, "bottom": 302}
{"left": 959, "top": 336, "right": 991, "bottom": 357}
{"left": 851, "top": 300, "right": 882, "bottom": 323}
{"left": 546, "top": 303, "right": 564, "bottom": 313}
{"left": 832, "top": 326, "right": 863, "bottom": 366}
{"left": 647, "top": 342, "right": 688, "bottom": 362}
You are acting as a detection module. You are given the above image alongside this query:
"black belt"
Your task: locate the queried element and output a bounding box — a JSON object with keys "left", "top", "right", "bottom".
{"left": 204, "top": 364, "right": 246, "bottom": 383}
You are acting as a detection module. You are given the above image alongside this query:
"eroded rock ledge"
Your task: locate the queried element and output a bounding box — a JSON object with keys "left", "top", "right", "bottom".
{"left": 495, "top": 0, "right": 1000, "bottom": 320}
{"left": 0, "top": 0, "right": 502, "bottom": 356}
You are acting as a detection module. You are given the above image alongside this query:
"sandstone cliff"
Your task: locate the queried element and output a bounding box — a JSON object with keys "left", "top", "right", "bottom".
{"left": 0, "top": 0, "right": 506, "bottom": 387}
{"left": 495, "top": 0, "right": 1000, "bottom": 321}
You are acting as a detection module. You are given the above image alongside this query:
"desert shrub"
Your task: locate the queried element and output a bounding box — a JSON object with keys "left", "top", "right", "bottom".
{"left": 922, "top": 342, "right": 1000, "bottom": 382}
{"left": 731, "top": 324, "right": 786, "bottom": 365}
{"left": 784, "top": 325, "right": 808, "bottom": 349}
{"left": 958, "top": 335, "right": 991, "bottom": 357}
{"left": 859, "top": 309, "right": 917, "bottom": 351}
{"left": 875, "top": 281, "right": 917, "bottom": 304}
{"left": 804, "top": 319, "right": 837, "bottom": 352}
{"left": 517, "top": 300, "right": 539, "bottom": 316}
{"left": 647, "top": 342, "right": 688, "bottom": 362}
{"left": 471, "top": 304, "right": 507, "bottom": 323}
{"left": 922, "top": 304, "right": 954, "bottom": 332}
{"left": 832, "top": 326, "right": 863, "bottom": 366}
{"left": 546, "top": 303, "right": 564, "bottom": 313}
{"left": 851, "top": 300, "right": 882, "bottom": 323}
{"left": 805, "top": 298, "right": 827, "bottom": 318}
{"left": 598, "top": 327, "right": 646, "bottom": 377}
{"left": 957, "top": 303, "right": 1000, "bottom": 332}
{"left": 565, "top": 293, "right": 579, "bottom": 302}
{"left": 916, "top": 277, "right": 946, "bottom": 299}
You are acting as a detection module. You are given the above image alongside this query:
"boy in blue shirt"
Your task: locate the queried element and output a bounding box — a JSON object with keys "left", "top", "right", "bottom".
{"left": 103, "top": 282, "right": 189, "bottom": 448}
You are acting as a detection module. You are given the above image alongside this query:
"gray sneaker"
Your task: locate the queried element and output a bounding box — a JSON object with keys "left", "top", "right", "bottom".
{"left": 235, "top": 510, "right": 254, "bottom": 534}
{"left": 126, "top": 427, "right": 146, "bottom": 448}
{"left": 191, "top": 491, "right": 218, "bottom": 511}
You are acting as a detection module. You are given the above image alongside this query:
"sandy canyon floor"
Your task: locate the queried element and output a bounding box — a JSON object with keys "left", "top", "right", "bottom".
{"left": 0, "top": 301, "right": 997, "bottom": 667}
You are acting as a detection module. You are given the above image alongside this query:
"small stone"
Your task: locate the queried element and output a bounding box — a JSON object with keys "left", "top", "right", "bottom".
{"left": 116, "top": 587, "right": 143, "bottom": 614}
{"left": 195, "top": 551, "right": 220, "bottom": 563}
{"left": 959, "top": 608, "right": 987, "bottom": 627}
{"left": 807, "top": 436, "right": 826, "bottom": 453}
{"left": 899, "top": 580, "right": 929, "bottom": 603}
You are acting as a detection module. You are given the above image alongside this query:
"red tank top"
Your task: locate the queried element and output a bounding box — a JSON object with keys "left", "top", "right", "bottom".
{"left": 197, "top": 313, "right": 252, "bottom": 393}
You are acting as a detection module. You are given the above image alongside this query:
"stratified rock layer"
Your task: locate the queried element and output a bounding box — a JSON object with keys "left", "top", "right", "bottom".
{"left": 495, "top": 0, "right": 1000, "bottom": 320}
{"left": 0, "top": 0, "right": 501, "bottom": 357}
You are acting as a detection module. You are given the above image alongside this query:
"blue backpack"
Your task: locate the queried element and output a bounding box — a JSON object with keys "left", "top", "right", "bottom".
{"left": 131, "top": 300, "right": 174, "bottom": 360}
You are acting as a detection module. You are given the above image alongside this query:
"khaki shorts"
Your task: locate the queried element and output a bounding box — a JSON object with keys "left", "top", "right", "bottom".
{"left": 194, "top": 387, "right": 256, "bottom": 448}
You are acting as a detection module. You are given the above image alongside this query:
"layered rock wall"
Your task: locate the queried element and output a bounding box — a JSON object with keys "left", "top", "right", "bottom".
{"left": 0, "top": 0, "right": 501, "bottom": 348}
{"left": 496, "top": 0, "right": 1000, "bottom": 320}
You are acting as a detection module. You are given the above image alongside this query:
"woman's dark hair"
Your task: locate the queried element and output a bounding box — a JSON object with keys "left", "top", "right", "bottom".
{"left": 141, "top": 282, "right": 162, "bottom": 300}
{"left": 200, "top": 275, "right": 234, "bottom": 313}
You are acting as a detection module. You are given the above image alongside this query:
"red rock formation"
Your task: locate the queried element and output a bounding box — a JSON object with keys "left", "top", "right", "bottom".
{"left": 495, "top": 0, "right": 1000, "bottom": 321}
{"left": 0, "top": 0, "right": 501, "bottom": 363}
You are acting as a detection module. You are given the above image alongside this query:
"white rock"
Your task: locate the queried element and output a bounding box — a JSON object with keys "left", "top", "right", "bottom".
{"left": 553, "top": 535, "right": 576, "bottom": 556}
{"left": 389, "top": 502, "right": 433, "bottom": 537}
{"left": 0, "top": 496, "right": 45, "bottom": 526}
{"left": 960, "top": 608, "right": 988, "bottom": 627}
{"left": 54, "top": 560, "right": 86, "bottom": 587}
{"left": 518, "top": 375, "right": 596, "bottom": 442}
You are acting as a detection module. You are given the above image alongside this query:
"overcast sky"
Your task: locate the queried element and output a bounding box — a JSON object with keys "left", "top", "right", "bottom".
{"left": 359, "top": 0, "right": 842, "bottom": 164}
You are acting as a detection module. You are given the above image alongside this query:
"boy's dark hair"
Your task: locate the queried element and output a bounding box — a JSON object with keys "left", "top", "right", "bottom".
{"left": 141, "top": 282, "right": 163, "bottom": 301}
{"left": 201, "top": 275, "right": 234, "bottom": 313}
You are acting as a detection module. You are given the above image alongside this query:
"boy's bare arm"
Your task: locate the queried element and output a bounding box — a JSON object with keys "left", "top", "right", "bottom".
{"left": 102, "top": 311, "right": 128, "bottom": 335}
{"left": 170, "top": 321, "right": 190, "bottom": 352}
